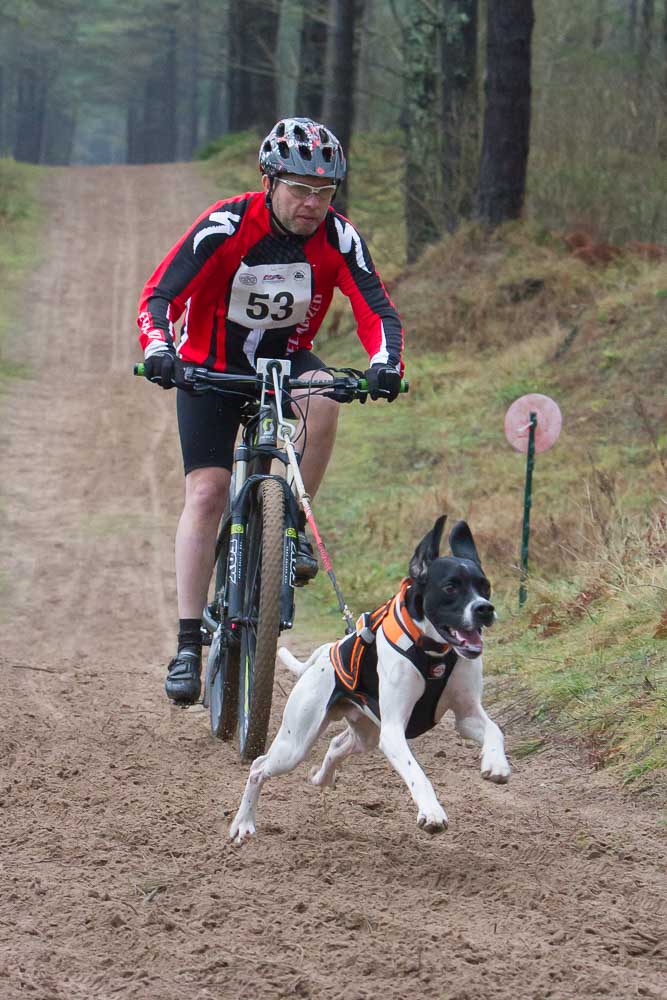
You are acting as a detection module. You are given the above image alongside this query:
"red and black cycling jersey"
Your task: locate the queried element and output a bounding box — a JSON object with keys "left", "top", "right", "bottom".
{"left": 137, "top": 190, "right": 404, "bottom": 373}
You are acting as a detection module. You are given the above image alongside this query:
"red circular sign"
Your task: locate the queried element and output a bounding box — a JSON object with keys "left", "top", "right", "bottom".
{"left": 504, "top": 394, "right": 562, "bottom": 454}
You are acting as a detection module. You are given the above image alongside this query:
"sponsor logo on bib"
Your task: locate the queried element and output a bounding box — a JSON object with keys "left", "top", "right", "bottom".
{"left": 239, "top": 274, "right": 257, "bottom": 286}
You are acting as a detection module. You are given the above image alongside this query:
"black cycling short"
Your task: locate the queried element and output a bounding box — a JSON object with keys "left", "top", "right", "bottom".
{"left": 176, "top": 349, "right": 329, "bottom": 475}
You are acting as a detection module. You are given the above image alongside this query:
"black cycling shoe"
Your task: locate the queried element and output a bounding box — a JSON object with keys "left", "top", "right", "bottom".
{"left": 295, "top": 531, "right": 318, "bottom": 586}
{"left": 165, "top": 648, "right": 202, "bottom": 705}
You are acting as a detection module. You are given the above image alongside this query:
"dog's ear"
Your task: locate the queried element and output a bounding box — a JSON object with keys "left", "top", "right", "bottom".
{"left": 409, "top": 515, "right": 447, "bottom": 583}
{"left": 449, "top": 520, "right": 482, "bottom": 566}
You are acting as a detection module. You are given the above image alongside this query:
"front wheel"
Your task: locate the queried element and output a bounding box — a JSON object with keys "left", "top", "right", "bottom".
{"left": 204, "top": 522, "right": 239, "bottom": 740}
{"left": 238, "top": 478, "right": 284, "bottom": 761}
{"left": 206, "top": 624, "right": 240, "bottom": 740}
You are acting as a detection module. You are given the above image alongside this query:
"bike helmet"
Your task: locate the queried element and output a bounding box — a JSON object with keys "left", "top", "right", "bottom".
{"left": 259, "top": 117, "right": 347, "bottom": 184}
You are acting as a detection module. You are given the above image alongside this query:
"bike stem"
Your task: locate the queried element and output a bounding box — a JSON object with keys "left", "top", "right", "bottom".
{"left": 270, "top": 366, "right": 355, "bottom": 636}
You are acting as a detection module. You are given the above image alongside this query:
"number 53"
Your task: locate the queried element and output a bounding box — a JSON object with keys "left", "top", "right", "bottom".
{"left": 246, "top": 291, "right": 294, "bottom": 322}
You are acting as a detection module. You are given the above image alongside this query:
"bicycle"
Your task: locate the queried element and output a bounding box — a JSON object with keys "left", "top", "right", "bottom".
{"left": 135, "top": 358, "right": 407, "bottom": 760}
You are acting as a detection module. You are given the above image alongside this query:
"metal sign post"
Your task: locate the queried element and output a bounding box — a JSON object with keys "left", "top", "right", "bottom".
{"left": 504, "top": 394, "right": 562, "bottom": 608}
{"left": 519, "top": 412, "right": 537, "bottom": 606}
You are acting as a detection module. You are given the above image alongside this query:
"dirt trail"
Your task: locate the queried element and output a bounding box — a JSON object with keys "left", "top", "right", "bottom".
{"left": 1, "top": 164, "right": 665, "bottom": 1000}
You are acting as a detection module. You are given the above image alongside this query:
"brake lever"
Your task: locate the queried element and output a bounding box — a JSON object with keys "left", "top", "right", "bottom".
{"left": 324, "top": 380, "right": 362, "bottom": 404}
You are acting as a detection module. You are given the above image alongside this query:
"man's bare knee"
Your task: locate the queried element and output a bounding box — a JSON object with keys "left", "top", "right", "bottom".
{"left": 308, "top": 393, "right": 339, "bottom": 429}
{"left": 294, "top": 371, "right": 339, "bottom": 429}
{"left": 184, "top": 468, "right": 230, "bottom": 521}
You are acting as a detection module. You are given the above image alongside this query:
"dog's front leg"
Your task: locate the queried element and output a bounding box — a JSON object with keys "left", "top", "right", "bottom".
{"left": 439, "top": 658, "right": 510, "bottom": 783}
{"left": 376, "top": 635, "right": 448, "bottom": 833}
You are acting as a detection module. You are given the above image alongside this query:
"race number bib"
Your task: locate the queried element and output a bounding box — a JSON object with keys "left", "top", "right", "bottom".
{"left": 227, "top": 262, "right": 313, "bottom": 330}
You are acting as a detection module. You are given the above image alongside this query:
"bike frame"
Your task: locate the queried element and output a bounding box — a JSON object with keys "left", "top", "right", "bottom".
{"left": 202, "top": 358, "right": 301, "bottom": 644}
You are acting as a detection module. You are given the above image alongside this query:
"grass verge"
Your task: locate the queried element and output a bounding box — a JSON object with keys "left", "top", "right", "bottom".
{"left": 491, "top": 515, "right": 666, "bottom": 791}
{"left": 0, "top": 158, "right": 41, "bottom": 381}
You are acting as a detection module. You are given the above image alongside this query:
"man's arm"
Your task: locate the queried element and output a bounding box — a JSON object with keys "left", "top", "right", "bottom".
{"left": 137, "top": 194, "right": 251, "bottom": 356}
{"left": 327, "top": 212, "right": 404, "bottom": 373}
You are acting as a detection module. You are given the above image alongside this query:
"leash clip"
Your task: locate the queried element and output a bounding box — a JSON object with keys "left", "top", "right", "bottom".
{"left": 356, "top": 612, "right": 375, "bottom": 644}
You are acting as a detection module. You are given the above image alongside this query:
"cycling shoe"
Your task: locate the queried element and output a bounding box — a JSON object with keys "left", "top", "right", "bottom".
{"left": 165, "top": 648, "right": 202, "bottom": 705}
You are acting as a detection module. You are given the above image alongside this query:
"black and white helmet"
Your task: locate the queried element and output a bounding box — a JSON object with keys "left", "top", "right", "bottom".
{"left": 259, "top": 117, "right": 347, "bottom": 183}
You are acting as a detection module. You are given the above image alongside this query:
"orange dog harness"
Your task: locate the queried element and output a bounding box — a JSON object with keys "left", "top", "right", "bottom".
{"left": 328, "top": 581, "right": 457, "bottom": 739}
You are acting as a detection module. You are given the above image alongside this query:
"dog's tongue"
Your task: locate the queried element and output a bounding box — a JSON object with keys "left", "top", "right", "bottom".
{"left": 451, "top": 628, "right": 483, "bottom": 652}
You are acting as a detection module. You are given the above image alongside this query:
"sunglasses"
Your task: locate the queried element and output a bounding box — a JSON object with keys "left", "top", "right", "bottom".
{"left": 276, "top": 177, "right": 338, "bottom": 202}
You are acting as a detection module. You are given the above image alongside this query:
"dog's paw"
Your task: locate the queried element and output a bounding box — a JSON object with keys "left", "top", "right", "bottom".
{"left": 417, "top": 806, "right": 449, "bottom": 834}
{"left": 481, "top": 748, "right": 511, "bottom": 784}
{"left": 310, "top": 764, "right": 336, "bottom": 788}
{"left": 229, "top": 815, "right": 256, "bottom": 845}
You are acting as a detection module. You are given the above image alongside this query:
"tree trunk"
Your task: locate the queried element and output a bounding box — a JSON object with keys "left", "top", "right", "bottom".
{"left": 592, "top": 0, "right": 606, "bottom": 48}
{"left": 322, "top": 0, "right": 361, "bottom": 216}
{"left": 660, "top": 1, "right": 667, "bottom": 157}
{"left": 163, "top": 26, "right": 178, "bottom": 161}
{"left": 354, "top": 0, "right": 377, "bottom": 133}
{"left": 184, "top": 0, "right": 200, "bottom": 157}
{"left": 297, "top": 0, "right": 328, "bottom": 120}
{"left": 143, "top": 70, "right": 165, "bottom": 162}
{"left": 0, "top": 66, "right": 5, "bottom": 155}
{"left": 227, "top": 0, "right": 279, "bottom": 133}
{"left": 629, "top": 0, "right": 638, "bottom": 47}
{"left": 639, "top": 0, "right": 654, "bottom": 73}
{"left": 441, "top": 0, "right": 478, "bottom": 231}
{"left": 403, "top": 4, "right": 441, "bottom": 262}
{"left": 228, "top": 2, "right": 251, "bottom": 133}
{"left": 43, "top": 104, "right": 76, "bottom": 165}
{"left": 205, "top": 5, "right": 230, "bottom": 142}
{"left": 249, "top": 1, "right": 280, "bottom": 132}
{"left": 14, "top": 67, "right": 47, "bottom": 163}
{"left": 141, "top": 22, "right": 179, "bottom": 164}
{"left": 206, "top": 72, "right": 226, "bottom": 141}
{"left": 126, "top": 93, "right": 144, "bottom": 164}
{"left": 477, "top": 0, "right": 534, "bottom": 227}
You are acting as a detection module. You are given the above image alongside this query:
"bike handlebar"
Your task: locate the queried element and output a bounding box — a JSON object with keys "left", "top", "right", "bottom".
{"left": 133, "top": 362, "right": 409, "bottom": 401}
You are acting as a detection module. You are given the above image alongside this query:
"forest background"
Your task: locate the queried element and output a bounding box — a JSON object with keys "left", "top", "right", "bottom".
{"left": 2, "top": 0, "right": 667, "bottom": 243}
{"left": 0, "top": 0, "right": 665, "bottom": 787}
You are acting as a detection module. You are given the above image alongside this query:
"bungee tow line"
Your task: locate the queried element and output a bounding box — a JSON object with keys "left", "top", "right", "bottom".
{"left": 270, "top": 365, "right": 356, "bottom": 636}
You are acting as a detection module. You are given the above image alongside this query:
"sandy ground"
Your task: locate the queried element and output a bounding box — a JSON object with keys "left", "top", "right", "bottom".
{"left": 1, "top": 163, "right": 665, "bottom": 1000}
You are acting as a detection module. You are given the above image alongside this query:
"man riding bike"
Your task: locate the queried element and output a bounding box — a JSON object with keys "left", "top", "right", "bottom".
{"left": 136, "top": 117, "right": 405, "bottom": 706}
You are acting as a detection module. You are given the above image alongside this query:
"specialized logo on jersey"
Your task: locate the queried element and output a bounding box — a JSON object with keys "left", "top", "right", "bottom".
{"left": 333, "top": 218, "right": 370, "bottom": 273}
{"left": 294, "top": 293, "right": 324, "bottom": 338}
{"left": 138, "top": 310, "right": 156, "bottom": 336}
{"left": 192, "top": 211, "right": 241, "bottom": 253}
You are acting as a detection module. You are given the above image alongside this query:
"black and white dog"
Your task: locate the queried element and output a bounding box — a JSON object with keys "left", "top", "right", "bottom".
{"left": 230, "top": 516, "right": 510, "bottom": 843}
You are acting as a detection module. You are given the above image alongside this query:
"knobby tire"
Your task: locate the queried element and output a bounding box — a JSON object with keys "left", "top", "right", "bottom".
{"left": 207, "top": 522, "right": 239, "bottom": 740}
{"left": 238, "top": 478, "right": 284, "bottom": 761}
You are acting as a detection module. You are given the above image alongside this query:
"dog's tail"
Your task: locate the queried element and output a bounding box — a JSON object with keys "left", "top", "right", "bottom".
{"left": 278, "top": 643, "right": 331, "bottom": 677}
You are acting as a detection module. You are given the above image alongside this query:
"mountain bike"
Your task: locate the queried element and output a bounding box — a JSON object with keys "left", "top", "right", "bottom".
{"left": 135, "top": 358, "right": 407, "bottom": 760}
